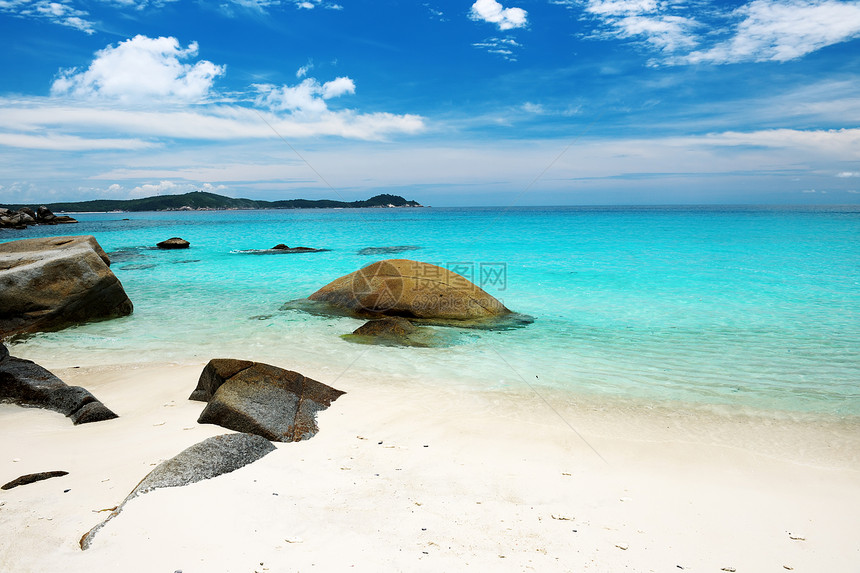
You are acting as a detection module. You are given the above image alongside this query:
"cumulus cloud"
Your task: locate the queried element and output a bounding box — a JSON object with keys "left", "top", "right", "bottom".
{"left": 0, "top": 0, "right": 95, "bottom": 34}
{"left": 254, "top": 76, "right": 355, "bottom": 114}
{"left": 685, "top": 0, "right": 860, "bottom": 64}
{"left": 469, "top": 0, "right": 527, "bottom": 31}
{"left": 51, "top": 35, "right": 225, "bottom": 103}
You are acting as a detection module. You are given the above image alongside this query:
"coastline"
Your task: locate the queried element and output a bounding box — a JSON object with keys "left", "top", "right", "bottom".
{"left": 1, "top": 361, "right": 857, "bottom": 572}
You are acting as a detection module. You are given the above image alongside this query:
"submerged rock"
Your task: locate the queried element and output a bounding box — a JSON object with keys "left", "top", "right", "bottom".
{"left": 303, "top": 259, "right": 520, "bottom": 326}
{"left": 80, "top": 433, "right": 275, "bottom": 550}
{"left": 0, "top": 235, "right": 133, "bottom": 338}
{"left": 357, "top": 245, "right": 421, "bottom": 256}
{"left": 0, "top": 354, "right": 118, "bottom": 424}
{"left": 343, "top": 317, "right": 446, "bottom": 348}
{"left": 156, "top": 237, "right": 190, "bottom": 249}
{"left": 190, "top": 359, "right": 345, "bottom": 442}
{"left": 236, "top": 244, "right": 328, "bottom": 254}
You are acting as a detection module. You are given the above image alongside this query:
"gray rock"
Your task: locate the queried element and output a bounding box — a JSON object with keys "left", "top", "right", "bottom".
{"left": 80, "top": 433, "right": 275, "bottom": 550}
{"left": 191, "top": 359, "right": 345, "bottom": 442}
{"left": 0, "top": 235, "right": 133, "bottom": 338}
{"left": 2, "top": 471, "right": 69, "bottom": 490}
{"left": 0, "top": 342, "right": 8, "bottom": 362}
{"left": 0, "top": 356, "right": 118, "bottom": 424}
{"left": 36, "top": 206, "right": 56, "bottom": 222}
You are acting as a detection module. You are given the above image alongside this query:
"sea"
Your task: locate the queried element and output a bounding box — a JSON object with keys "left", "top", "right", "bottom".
{"left": 4, "top": 205, "right": 859, "bottom": 418}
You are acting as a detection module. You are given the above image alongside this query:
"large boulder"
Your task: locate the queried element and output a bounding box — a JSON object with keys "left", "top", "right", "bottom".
{"left": 308, "top": 259, "right": 510, "bottom": 321}
{"left": 0, "top": 235, "right": 133, "bottom": 338}
{"left": 190, "top": 359, "right": 345, "bottom": 442}
{"left": 80, "top": 433, "right": 276, "bottom": 550}
{"left": 0, "top": 354, "right": 118, "bottom": 424}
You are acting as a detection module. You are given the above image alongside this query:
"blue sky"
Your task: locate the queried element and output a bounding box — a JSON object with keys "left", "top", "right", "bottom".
{"left": 1, "top": 0, "right": 859, "bottom": 206}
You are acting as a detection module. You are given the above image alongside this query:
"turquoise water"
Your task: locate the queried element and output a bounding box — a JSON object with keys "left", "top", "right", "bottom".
{"left": 4, "top": 206, "right": 859, "bottom": 416}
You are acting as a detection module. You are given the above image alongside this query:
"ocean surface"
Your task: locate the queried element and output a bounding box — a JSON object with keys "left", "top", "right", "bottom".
{"left": 4, "top": 205, "right": 859, "bottom": 417}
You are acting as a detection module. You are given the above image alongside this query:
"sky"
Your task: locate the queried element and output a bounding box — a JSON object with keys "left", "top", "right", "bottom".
{"left": 0, "top": 0, "right": 859, "bottom": 206}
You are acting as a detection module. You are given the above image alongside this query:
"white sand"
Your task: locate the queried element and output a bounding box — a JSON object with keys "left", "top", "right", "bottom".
{"left": 1, "top": 361, "right": 858, "bottom": 572}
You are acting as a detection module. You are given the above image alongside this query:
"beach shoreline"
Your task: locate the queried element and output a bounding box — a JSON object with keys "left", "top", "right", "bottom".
{"left": 1, "top": 360, "right": 858, "bottom": 572}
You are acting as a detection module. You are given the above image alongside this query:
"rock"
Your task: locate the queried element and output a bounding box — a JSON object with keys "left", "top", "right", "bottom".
{"left": 2, "top": 471, "right": 69, "bottom": 490}
{"left": 342, "top": 317, "right": 440, "bottom": 348}
{"left": 237, "top": 245, "right": 328, "bottom": 255}
{"left": 80, "top": 433, "right": 275, "bottom": 550}
{"left": 36, "top": 206, "right": 56, "bottom": 222}
{"left": 156, "top": 237, "right": 190, "bottom": 249}
{"left": 190, "top": 359, "right": 345, "bottom": 442}
{"left": 0, "top": 355, "right": 118, "bottom": 424}
{"left": 0, "top": 235, "right": 133, "bottom": 338}
{"left": 353, "top": 317, "right": 419, "bottom": 337}
{"left": 52, "top": 215, "right": 78, "bottom": 224}
{"left": 357, "top": 245, "right": 421, "bottom": 256}
{"left": 0, "top": 342, "right": 8, "bottom": 361}
{"left": 307, "top": 259, "right": 511, "bottom": 321}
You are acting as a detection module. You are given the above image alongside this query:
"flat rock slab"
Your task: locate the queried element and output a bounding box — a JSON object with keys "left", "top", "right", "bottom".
{"left": 0, "top": 355, "right": 118, "bottom": 424}
{"left": 80, "top": 433, "right": 275, "bottom": 550}
{"left": 2, "top": 471, "right": 69, "bottom": 490}
{"left": 0, "top": 235, "right": 133, "bottom": 337}
{"left": 190, "top": 359, "right": 345, "bottom": 442}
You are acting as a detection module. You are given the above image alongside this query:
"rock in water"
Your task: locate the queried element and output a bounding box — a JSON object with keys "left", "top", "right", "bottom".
{"left": 0, "top": 235, "right": 133, "bottom": 338}
{"left": 0, "top": 355, "right": 118, "bottom": 424}
{"left": 190, "top": 359, "right": 345, "bottom": 442}
{"left": 308, "top": 259, "right": 510, "bottom": 321}
{"left": 156, "top": 237, "right": 190, "bottom": 249}
{"left": 80, "top": 433, "right": 276, "bottom": 550}
{"left": 342, "top": 317, "right": 436, "bottom": 348}
{"left": 2, "top": 471, "right": 69, "bottom": 490}
{"left": 352, "top": 317, "right": 419, "bottom": 337}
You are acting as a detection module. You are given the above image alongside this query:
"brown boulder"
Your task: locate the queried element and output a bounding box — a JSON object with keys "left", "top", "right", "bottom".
{"left": 156, "top": 237, "right": 190, "bottom": 249}
{"left": 308, "top": 259, "right": 510, "bottom": 321}
{"left": 0, "top": 235, "right": 133, "bottom": 338}
{"left": 190, "top": 359, "right": 345, "bottom": 442}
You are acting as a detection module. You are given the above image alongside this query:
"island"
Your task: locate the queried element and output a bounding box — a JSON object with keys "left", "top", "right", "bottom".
{"left": 1, "top": 191, "right": 423, "bottom": 214}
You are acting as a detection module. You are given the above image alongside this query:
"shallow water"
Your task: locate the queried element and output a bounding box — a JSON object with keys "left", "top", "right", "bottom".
{"left": 4, "top": 205, "right": 859, "bottom": 416}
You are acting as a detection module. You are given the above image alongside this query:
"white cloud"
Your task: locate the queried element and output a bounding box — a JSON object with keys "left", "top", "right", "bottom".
{"left": 296, "top": 62, "right": 313, "bottom": 78}
{"left": 837, "top": 171, "right": 860, "bottom": 177}
{"left": 0, "top": 132, "right": 155, "bottom": 151}
{"left": 583, "top": 0, "right": 699, "bottom": 55}
{"left": 0, "top": 0, "right": 95, "bottom": 34}
{"left": 0, "top": 98, "right": 425, "bottom": 144}
{"left": 99, "top": 0, "right": 180, "bottom": 9}
{"left": 686, "top": 0, "right": 860, "bottom": 64}
{"left": 126, "top": 180, "right": 228, "bottom": 198}
{"left": 51, "top": 35, "right": 225, "bottom": 103}
{"left": 473, "top": 37, "right": 522, "bottom": 60}
{"left": 469, "top": 0, "right": 527, "bottom": 31}
{"left": 254, "top": 76, "right": 355, "bottom": 114}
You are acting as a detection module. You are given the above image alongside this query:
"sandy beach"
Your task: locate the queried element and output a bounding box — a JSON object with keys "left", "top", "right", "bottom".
{"left": 0, "top": 361, "right": 857, "bottom": 572}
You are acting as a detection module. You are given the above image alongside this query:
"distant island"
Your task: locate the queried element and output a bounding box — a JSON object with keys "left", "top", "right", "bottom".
{"left": 1, "top": 191, "right": 424, "bottom": 213}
